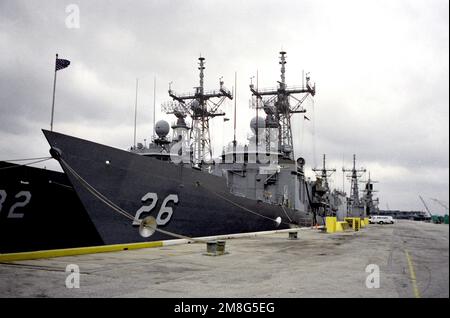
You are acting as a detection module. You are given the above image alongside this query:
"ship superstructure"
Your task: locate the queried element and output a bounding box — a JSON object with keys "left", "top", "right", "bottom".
{"left": 312, "top": 154, "right": 346, "bottom": 219}
{"left": 360, "top": 172, "right": 380, "bottom": 216}
{"left": 343, "top": 154, "right": 366, "bottom": 217}
{"left": 312, "top": 154, "right": 336, "bottom": 190}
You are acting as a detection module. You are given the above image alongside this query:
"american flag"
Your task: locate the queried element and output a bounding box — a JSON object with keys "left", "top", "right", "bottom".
{"left": 55, "top": 58, "right": 70, "bottom": 71}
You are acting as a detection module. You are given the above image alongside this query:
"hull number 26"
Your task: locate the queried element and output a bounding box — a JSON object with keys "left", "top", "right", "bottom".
{"left": 133, "top": 193, "right": 178, "bottom": 226}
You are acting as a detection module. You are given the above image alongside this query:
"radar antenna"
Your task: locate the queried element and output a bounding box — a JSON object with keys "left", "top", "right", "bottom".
{"left": 249, "top": 51, "right": 316, "bottom": 160}
{"left": 162, "top": 56, "right": 232, "bottom": 164}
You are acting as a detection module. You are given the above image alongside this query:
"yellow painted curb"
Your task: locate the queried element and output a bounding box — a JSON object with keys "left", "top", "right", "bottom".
{"left": 0, "top": 241, "right": 163, "bottom": 262}
{"left": 0, "top": 228, "right": 313, "bottom": 262}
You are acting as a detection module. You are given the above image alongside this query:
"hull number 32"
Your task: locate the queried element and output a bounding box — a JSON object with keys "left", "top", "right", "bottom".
{"left": 0, "top": 190, "right": 32, "bottom": 219}
{"left": 133, "top": 193, "right": 179, "bottom": 226}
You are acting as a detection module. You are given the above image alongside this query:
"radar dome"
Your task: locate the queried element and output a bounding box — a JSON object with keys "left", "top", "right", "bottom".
{"left": 155, "top": 120, "right": 170, "bottom": 138}
{"left": 191, "top": 100, "right": 201, "bottom": 110}
{"left": 250, "top": 116, "right": 265, "bottom": 134}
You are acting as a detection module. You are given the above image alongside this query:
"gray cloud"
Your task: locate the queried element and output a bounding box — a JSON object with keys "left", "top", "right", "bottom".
{"left": 0, "top": 0, "right": 448, "bottom": 212}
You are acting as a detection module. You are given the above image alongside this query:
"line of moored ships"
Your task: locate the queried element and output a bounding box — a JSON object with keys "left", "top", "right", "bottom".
{"left": 0, "top": 52, "right": 379, "bottom": 253}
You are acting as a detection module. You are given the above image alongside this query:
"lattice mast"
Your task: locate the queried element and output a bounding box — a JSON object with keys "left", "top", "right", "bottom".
{"left": 312, "top": 154, "right": 336, "bottom": 189}
{"left": 249, "top": 51, "right": 316, "bottom": 160}
{"left": 360, "top": 172, "right": 379, "bottom": 207}
{"left": 163, "top": 56, "right": 232, "bottom": 164}
{"left": 343, "top": 154, "right": 366, "bottom": 206}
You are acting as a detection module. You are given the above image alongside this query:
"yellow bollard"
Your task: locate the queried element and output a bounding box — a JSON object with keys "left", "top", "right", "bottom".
{"left": 326, "top": 217, "right": 337, "bottom": 233}
{"left": 345, "top": 217, "right": 361, "bottom": 231}
{"left": 345, "top": 217, "right": 353, "bottom": 229}
{"left": 354, "top": 218, "right": 361, "bottom": 231}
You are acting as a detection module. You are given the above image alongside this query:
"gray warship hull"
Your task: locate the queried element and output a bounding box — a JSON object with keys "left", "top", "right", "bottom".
{"left": 43, "top": 130, "right": 313, "bottom": 245}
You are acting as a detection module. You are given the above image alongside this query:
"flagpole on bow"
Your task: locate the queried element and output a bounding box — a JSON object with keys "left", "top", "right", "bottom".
{"left": 50, "top": 53, "right": 58, "bottom": 131}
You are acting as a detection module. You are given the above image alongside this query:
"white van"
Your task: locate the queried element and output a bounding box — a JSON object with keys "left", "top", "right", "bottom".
{"left": 369, "top": 215, "right": 395, "bottom": 224}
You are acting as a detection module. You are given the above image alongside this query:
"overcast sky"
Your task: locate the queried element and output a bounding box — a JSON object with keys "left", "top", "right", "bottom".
{"left": 0, "top": 0, "right": 448, "bottom": 213}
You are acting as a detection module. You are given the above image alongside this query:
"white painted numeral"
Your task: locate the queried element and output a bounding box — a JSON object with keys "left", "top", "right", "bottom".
{"left": 7, "top": 191, "right": 31, "bottom": 219}
{"left": 133, "top": 193, "right": 179, "bottom": 226}
{"left": 0, "top": 190, "right": 32, "bottom": 218}
{"left": 0, "top": 190, "right": 6, "bottom": 213}
{"left": 133, "top": 192, "right": 158, "bottom": 225}
{"left": 156, "top": 194, "right": 179, "bottom": 226}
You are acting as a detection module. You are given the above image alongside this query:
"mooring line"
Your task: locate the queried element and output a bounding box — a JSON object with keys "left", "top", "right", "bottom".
{"left": 0, "top": 156, "right": 52, "bottom": 162}
{"left": 0, "top": 158, "right": 52, "bottom": 170}
{"left": 280, "top": 204, "right": 293, "bottom": 223}
{"left": 197, "top": 182, "right": 298, "bottom": 227}
{"left": 59, "top": 158, "right": 206, "bottom": 244}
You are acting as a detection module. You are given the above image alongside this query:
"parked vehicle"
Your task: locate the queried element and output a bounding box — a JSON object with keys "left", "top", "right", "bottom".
{"left": 369, "top": 215, "right": 395, "bottom": 224}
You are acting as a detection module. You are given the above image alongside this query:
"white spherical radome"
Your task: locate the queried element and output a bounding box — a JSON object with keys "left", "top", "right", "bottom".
{"left": 155, "top": 120, "right": 170, "bottom": 138}
{"left": 250, "top": 116, "right": 265, "bottom": 133}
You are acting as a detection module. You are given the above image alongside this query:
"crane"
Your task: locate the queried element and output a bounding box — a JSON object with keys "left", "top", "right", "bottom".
{"left": 418, "top": 195, "right": 432, "bottom": 217}
{"left": 419, "top": 195, "right": 444, "bottom": 224}
{"left": 429, "top": 198, "right": 449, "bottom": 211}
